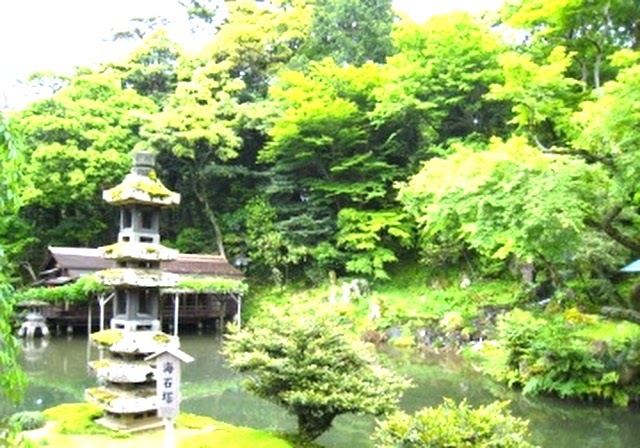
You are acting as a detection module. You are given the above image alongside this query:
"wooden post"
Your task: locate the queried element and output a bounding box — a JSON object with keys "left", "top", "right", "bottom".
{"left": 173, "top": 294, "right": 179, "bottom": 337}
{"left": 163, "top": 417, "right": 176, "bottom": 448}
{"left": 146, "top": 348, "right": 194, "bottom": 448}
{"left": 100, "top": 294, "right": 105, "bottom": 331}
{"left": 234, "top": 294, "right": 242, "bottom": 328}
{"left": 87, "top": 299, "right": 92, "bottom": 336}
{"left": 98, "top": 293, "right": 114, "bottom": 332}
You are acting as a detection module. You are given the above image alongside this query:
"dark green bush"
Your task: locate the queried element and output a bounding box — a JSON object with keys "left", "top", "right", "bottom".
{"left": 488, "top": 309, "right": 637, "bottom": 405}
{"left": 7, "top": 411, "right": 45, "bottom": 431}
{"left": 372, "top": 398, "right": 537, "bottom": 447}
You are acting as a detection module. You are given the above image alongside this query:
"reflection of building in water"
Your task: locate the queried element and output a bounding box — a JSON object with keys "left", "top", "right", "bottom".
{"left": 20, "top": 337, "right": 50, "bottom": 364}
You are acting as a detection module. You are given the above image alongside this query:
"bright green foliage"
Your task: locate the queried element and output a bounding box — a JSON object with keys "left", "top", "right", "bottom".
{"left": 488, "top": 46, "right": 584, "bottom": 144}
{"left": 573, "top": 51, "right": 640, "bottom": 196}
{"left": 144, "top": 0, "right": 314, "bottom": 257}
{"left": 223, "top": 306, "right": 410, "bottom": 441}
{"left": 486, "top": 309, "right": 640, "bottom": 405}
{"left": 144, "top": 59, "right": 244, "bottom": 256}
{"left": 373, "top": 12, "right": 507, "bottom": 151}
{"left": 336, "top": 208, "right": 412, "bottom": 280}
{"left": 244, "top": 197, "right": 307, "bottom": 284}
{"left": 0, "top": 114, "right": 27, "bottom": 404}
{"left": 0, "top": 283, "right": 25, "bottom": 404}
{"left": 261, "top": 60, "right": 392, "bottom": 201}
{"left": 501, "top": 0, "right": 640, "bottom": 88}
{"left": 13, "top": 72, "right": 157, "bottom": 246}
{"left": 11, "top": 274, "right": 108, "bottom": 304}
{"left": 1, "top": 114, "right": 28, "bottom": 447}
{"left": 188, "top": 0, "right": 313, "bottom": 100}
{"left": 109, "top": 29, "right": 183, "bottom": 105}
{"left": 372, "top": 398, "right": 537, "bottom": 448}
{"left": 260, "top": 59, "right": 412, "bottom": 279}
{"left": 146, "top": 67, "right": 243, "bottom": 161}
{"left": 398, "top": 137, "right": 606, "bottom": 270}
{"left": 0, "top": 114, "right": 26, "bottom": 213}
{"left": 174, "top": 276, "right": 248, "bottom": 294}
{"left": 302, "top": 0, "right": 395, "bottom": 65}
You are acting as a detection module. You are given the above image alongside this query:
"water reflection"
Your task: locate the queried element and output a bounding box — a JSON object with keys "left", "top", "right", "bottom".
{"left": 2, "top": 335, "right": 639, "bottom": 448}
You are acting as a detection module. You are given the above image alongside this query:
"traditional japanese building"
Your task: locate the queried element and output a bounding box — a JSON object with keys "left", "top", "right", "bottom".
{"left": 85, "top": 151, "right": 183, "bottom": 431}
{"left": 36, "top": 247, "right": 244, "bottom": 334}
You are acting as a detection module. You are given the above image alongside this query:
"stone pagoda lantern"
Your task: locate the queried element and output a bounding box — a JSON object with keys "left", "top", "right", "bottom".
{"left": 85, "top": 151, "right": 184, "bottom": 432}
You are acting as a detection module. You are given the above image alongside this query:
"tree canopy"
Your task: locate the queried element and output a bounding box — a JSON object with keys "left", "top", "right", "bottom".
{"left": 2, "top": 0, "right": 638, "bottom": 297}
{"left": 0, "top": 112, "right": 27, "bottom": 404}
{"left": 223, "top": 306, "right": 409, "bottom": 441}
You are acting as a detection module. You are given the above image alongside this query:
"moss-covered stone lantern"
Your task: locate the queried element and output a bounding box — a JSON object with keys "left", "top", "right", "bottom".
{"left": 98, "top": 151, "right": 180, "bottom": 331}
{"left": 86, "top": 151, "right": 183, "bottom": 432}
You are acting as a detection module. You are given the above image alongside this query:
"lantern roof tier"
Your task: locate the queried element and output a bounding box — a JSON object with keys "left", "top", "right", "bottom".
{"left": 88, "top": 359, "right": 155, "bottom": 384}
{"left": 103, "top": 172, "right": 180, "bottom": 207}
{"left": 95, "top": 268, "right": 179, "bottom": 288}
{"left": 100, "top": 242, "right": 179, "bottom": 262}
{"left": 85, "top": 386, "right": 157, "bottom": 414}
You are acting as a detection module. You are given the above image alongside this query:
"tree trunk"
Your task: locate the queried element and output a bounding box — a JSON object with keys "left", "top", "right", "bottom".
{"left": 586, "top": 206, "right": 640, "bottom": 254}
{"left": 601, "top": 306, "right": 640, "bottom": 324}
{"left": 191, "top": 169, "right": 227, "bottom": 258}
{"left": 297, "top": 410, "right": 336, "bottom": 442}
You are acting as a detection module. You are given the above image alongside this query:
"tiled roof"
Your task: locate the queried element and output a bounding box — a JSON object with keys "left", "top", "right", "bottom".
{"left": 44, "top": 247, "right": 244, "bottom": 280}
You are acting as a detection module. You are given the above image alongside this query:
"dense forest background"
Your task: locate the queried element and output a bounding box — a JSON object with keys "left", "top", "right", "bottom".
{"left": 1, "top": 0, "right": 639, "bottom": 296}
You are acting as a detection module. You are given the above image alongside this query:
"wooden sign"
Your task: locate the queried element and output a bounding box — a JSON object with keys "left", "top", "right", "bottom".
{"left": 146, "top": 348, "right": 194, "bottom": 419}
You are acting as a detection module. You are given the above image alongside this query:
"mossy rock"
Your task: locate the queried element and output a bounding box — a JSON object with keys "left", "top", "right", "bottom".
{"left": 152, "top": 332, "right": 172, "bottom": 344}
{"left": 91, "top": 329, "right": 123, "bottom": 347}
{"left": 88, "top": 359, "right": 112, "bottom": 370}
{"left": 389, "top": 335, "right": 416, "bottom": 348}
{"left": 85, "top": 388, "right": 118, "bottom": 406}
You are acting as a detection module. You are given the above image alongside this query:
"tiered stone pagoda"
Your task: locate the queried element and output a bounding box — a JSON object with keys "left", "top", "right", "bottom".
{"left": 85, "top": 151, "right": 183, "bottom": 431}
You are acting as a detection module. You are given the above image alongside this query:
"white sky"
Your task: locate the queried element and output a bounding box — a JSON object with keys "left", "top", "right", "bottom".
{"left": 0, "top": 0, "right": 503, "bottom": 109}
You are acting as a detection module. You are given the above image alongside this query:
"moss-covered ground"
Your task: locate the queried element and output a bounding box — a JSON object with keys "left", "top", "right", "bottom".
{"left": 23, "top": 403, "right": 300, "bottom": 448}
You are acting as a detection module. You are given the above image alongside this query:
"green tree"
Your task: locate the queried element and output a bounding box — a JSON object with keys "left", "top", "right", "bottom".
{"left": 109, "top": 29, "right": 184, "bottom": 106}
{"left": 302, "top": 0, "right": 395, "bottom": 65}
{"left": 398, "top": 137, "right": 611, "bottom": 278}
{"left": 143, "top": 0, "right": 314, "bottom": 259}
{"left": 571, "top": 50, "right": 640, "bottom": 253}
{"left": 143, "top": 61, "right": 244, "bottom": 257}
{"left": 501, "top": 0, "right": 640, "bottom": 89}
{"left": 336, "top": 208, "right": 412, "bottom": 280}
{"left": 244, "top": 196, "right": 306, "bottom": 284}
{"left": 259, "top": 59, "right": 413, "bottom": 279}
{"left": 0, "top": 112, "right": 28, "bottom": 404}
{"left": 223, "top": 306, "right": 409, "bottom": 441}
{"left": 13, "top": 71, "right": 157, "bottom": 248}
{"left": 487, "top": 46, "right": 584, "bottom": 148}
{"left": 373, "top": 12, "right": 507, "bottom": 155}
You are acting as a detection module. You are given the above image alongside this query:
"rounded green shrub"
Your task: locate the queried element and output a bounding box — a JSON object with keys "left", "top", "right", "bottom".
{"left": 372, "top": 398, "right": 537, "bottom": 448}
{"left": 8, "top": 411, "right": 46, "bottom": 431}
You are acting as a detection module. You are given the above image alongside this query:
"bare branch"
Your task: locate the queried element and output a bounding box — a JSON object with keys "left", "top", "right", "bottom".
{"left": 533, "top": 135, "right": 614, "bottom": 166}
{"left": 586, "top": 206, "right": 640, "bottom": 253}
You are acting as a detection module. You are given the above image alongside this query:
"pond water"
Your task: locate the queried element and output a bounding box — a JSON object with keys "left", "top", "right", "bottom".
{"left": 3, "top": 334, "right": 640, "bottom": 447}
